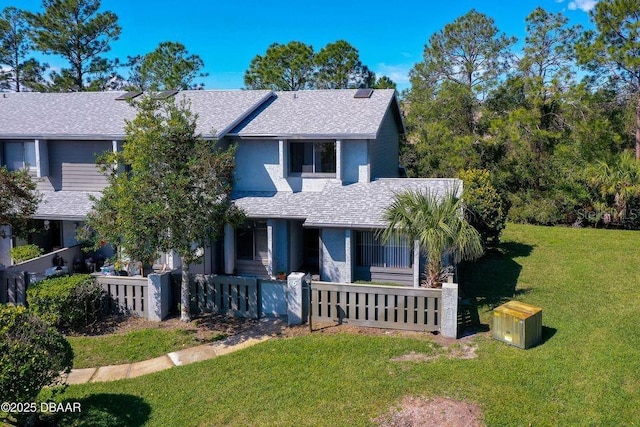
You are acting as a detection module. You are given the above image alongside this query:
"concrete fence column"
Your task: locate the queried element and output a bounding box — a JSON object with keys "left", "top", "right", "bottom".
{"left": 148, "top": 273, "right": 170, "bottom": 321}
{"left": 441, "top": 282, "right": 459, "bottom": 338}
{"left": 287, "top": 272, "right": 305, "bottom": 326}
{"left": 224, "top": 224, "right": 235, "bottom": 275}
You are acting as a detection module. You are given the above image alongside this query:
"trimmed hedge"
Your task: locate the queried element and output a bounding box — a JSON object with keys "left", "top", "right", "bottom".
{"left": 27, "top": 274, "right": 105, "bottom": 332}
{"left": 11, "top": 244, "right": 44, "bottom": 263}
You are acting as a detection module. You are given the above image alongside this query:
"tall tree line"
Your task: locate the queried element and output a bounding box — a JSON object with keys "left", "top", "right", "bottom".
{"left": 0, "top": 0, "right": 209, "bottom": 92}
{"left": 244, "top": 40, "right": 396, "bottom": 91}
{"left": 403, "top": 3, "right": 640, "bottom": 229}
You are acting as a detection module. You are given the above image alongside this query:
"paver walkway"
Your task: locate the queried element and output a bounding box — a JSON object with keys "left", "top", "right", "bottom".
{"left": 62, "top": 318, "right": 286, "bottom": 385}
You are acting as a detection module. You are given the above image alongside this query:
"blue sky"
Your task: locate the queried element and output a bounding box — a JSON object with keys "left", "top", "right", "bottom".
{"left": 10, "top": 0, "right": 599, "bottom": 91}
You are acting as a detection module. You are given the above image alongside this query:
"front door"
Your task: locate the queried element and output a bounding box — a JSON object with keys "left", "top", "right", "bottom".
{"left": 302, "top": 228, "right": 320, "bottom": 274}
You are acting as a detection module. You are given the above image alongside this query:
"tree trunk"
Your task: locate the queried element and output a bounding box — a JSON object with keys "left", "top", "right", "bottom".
{"left": 180, "top": 259, "right": 191, "bottom": 322}
{"left": 14, "top": 50, "right": 20, "bottom": 92}
{"left": 636, "top": 92, "right": 640, "bottom": 161}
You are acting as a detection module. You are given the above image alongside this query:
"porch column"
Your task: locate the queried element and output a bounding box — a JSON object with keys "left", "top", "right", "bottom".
{"left": 267, "top": 219, "right": 274, "bottom": 277}
{"left": 413, "top": 239, "right": 421, "bottom": 287}
{"left": 344, "top": 229, "right": 353, "bottom": 283}
{"left": 335, "top": 140, "right": 342, "bottom": 183}
{"left": 279, "top": 140, "right": 288, "bottom": 178}
{"left": 166, "top": 250, "right": 182, "bottom": 270}
{"left": 0, "top": 225, "right": 12, "bottom": 266}
{"left": 224, "top": 224, "right": 235, "bottom": 274}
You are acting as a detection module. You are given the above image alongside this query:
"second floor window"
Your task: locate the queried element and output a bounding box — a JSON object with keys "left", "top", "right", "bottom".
{"left": 289, "top": 141, "right": 336, "bottom": 175}
{"left": 4, "top": 141, "right": 36, "bottom": 172}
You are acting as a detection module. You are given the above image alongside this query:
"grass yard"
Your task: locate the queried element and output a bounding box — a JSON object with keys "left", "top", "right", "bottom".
{"left": 67, "top": 328, "right": 223, "bottom": 369}
{"left": 44, "top": 224, "right": 640, "bottom": 426}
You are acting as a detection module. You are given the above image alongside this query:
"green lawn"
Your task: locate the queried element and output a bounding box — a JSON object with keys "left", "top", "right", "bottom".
{"left": 45, "top": 224, "right": 640, "bottom": 426}
{"left": 67, "top": 328, "right": 224, "bottom": 369}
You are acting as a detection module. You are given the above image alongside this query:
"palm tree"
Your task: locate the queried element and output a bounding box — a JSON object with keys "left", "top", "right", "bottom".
{"left": 381, "top": 188, "right": 483, "bottom": 287}
{"left": 589, "top": 150, "right": 640, "bottom": 224}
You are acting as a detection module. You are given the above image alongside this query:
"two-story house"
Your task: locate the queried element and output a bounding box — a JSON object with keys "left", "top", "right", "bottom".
{"left": 0, "top": 89, "right": 460, "bottom": 285}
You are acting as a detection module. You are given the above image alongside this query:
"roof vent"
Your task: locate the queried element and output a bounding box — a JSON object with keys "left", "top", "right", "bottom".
{"left": 115, "top": 91, "right": 142, "bottom": 101}
{"left": 354, "top": 88, "right": 374, "bottom": 99}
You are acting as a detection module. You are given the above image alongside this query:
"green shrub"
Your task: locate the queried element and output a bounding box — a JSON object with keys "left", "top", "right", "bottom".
{"left": 10, "top": 244, "right": 44, "bottom": 263}
{"left": 0, "top": 306, "right": 73, "bottom": 425}
{"left": 27, "top": 274, "right": 105, "bottom": 332}
{"left": 459, "top": 169, "right": 509, "bottom": 249}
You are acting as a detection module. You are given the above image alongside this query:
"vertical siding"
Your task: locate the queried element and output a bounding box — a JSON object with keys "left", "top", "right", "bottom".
{"left": 369, "top": 109, "right": 400, "bottom": 179}
{"left": 48, "top": 140, "right": 111, "bottom": 191}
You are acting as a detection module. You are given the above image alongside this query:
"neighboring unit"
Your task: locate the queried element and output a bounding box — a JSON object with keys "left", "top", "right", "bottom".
{"left": 0, "top": 89, "right": 460, "bottom": 285}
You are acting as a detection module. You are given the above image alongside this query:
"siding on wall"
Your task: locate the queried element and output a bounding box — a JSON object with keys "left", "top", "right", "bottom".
{"left": 369, "top": 109, "right": 400, "bottom": 179}
{"left": 341, "top": 140, "right": 368, "bottom": 184}
{"left": 48, "top": 141, "right": 111, "bottom": 191}
{"left": 234, "top": 139, "right": 281, "bottom": 192}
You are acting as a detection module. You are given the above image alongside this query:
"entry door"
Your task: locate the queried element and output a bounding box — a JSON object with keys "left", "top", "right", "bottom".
{"left": 303, "top": 228, "right": 320, "bottom": 273}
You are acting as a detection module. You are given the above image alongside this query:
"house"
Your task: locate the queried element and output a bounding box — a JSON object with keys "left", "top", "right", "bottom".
{"left": 0, "top": 89, "right": 461, "bottom": 285}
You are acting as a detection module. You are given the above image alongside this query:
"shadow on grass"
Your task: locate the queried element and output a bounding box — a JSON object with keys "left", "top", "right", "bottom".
{"left": 457, "top": 241, "right": 535, "bottom": 335}
{"left": 46, "top": 394, "right": 151, "bottom": 427}
{"left": 540, "top": 326, "right": 557, "bottom": 346}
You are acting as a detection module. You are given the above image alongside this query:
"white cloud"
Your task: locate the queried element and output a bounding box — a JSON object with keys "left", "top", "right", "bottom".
{"left": 375, "top": 63, "right": 412, "bottom": 86}
{"left": 568, "top": 0, "right": 598, "bottom": 12}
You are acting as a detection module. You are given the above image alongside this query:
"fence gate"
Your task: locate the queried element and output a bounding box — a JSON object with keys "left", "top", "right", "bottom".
{"left": 309, "top": 281, "right": 442, "bottom": 332}
{"left": 191, "top": 275, "right": 259, "bottom": 319}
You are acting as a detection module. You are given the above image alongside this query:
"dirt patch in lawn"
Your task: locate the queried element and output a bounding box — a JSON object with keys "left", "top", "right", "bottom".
{"left": 391, "top": 341, "right": 478, "bottom": 363}
{"left": 68, "top": 314, "right": 260, "bottom": 342}
{"left": 375, "top": 396, "right": 485, "bottom": 427}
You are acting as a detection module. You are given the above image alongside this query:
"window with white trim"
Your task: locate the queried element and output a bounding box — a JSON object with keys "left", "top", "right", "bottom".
{"left": 356, "top": 230, "right": 412, "bottom": 269}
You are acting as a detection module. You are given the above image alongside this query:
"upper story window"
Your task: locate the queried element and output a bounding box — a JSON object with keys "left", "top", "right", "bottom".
{"left": 3, "top": 141, "right": 36, "bottom": 172}
{"left": 289, "top": 141, "right": 336, "bottom": 176}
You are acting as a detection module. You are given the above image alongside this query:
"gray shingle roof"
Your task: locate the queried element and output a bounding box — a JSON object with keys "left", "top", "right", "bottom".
{"left": 232, "top": 178, "right": 462, "bottom": 228}
{"left": 0, "top": 90, "right": 273, "bottom": 139}
{"left": 34, "top": 191, "right": 102, "bottom": 220}
{"left": 229, "top": 89, "right": 403, "bottom": 139}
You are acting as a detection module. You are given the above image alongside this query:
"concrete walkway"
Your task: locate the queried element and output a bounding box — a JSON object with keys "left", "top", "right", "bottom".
{"left": 62, "top": 318, "right": 286, "bottom": 385}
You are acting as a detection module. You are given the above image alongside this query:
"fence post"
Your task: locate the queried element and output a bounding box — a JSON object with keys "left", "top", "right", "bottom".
{"left": 148, "top": 273, "right": 170, "bottom": 321}
{"left": 17, "top": 272, "right": 28, "bottom": 306}
{"left": 0, "top": 264, "right": 5, "bottom": 304}
{"left": 441, "top": 282, "right": 458, "bottom": 338}
{"left": 287, "top": 272, "right": 305, "bottom": 326}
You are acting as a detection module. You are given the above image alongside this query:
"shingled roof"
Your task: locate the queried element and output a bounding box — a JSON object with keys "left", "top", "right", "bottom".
{"left": 0, "top": 89, "right": 403, "bottom": 141}
{"left": 229, "top": 89, "right": 403, "bottom": 139}
{"left": 0, "top": 90, "right": 273, "bottom": 140}
{"left": 232, "top": 178, "right": 461, "bottom": 228}
{"left": 33, "top": 191, "right": 102, "bottom": 221}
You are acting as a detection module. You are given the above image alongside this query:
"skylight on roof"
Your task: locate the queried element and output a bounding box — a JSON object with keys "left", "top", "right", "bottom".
{"left": 354, "top": 88, "right": 374, "bottom": 99}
